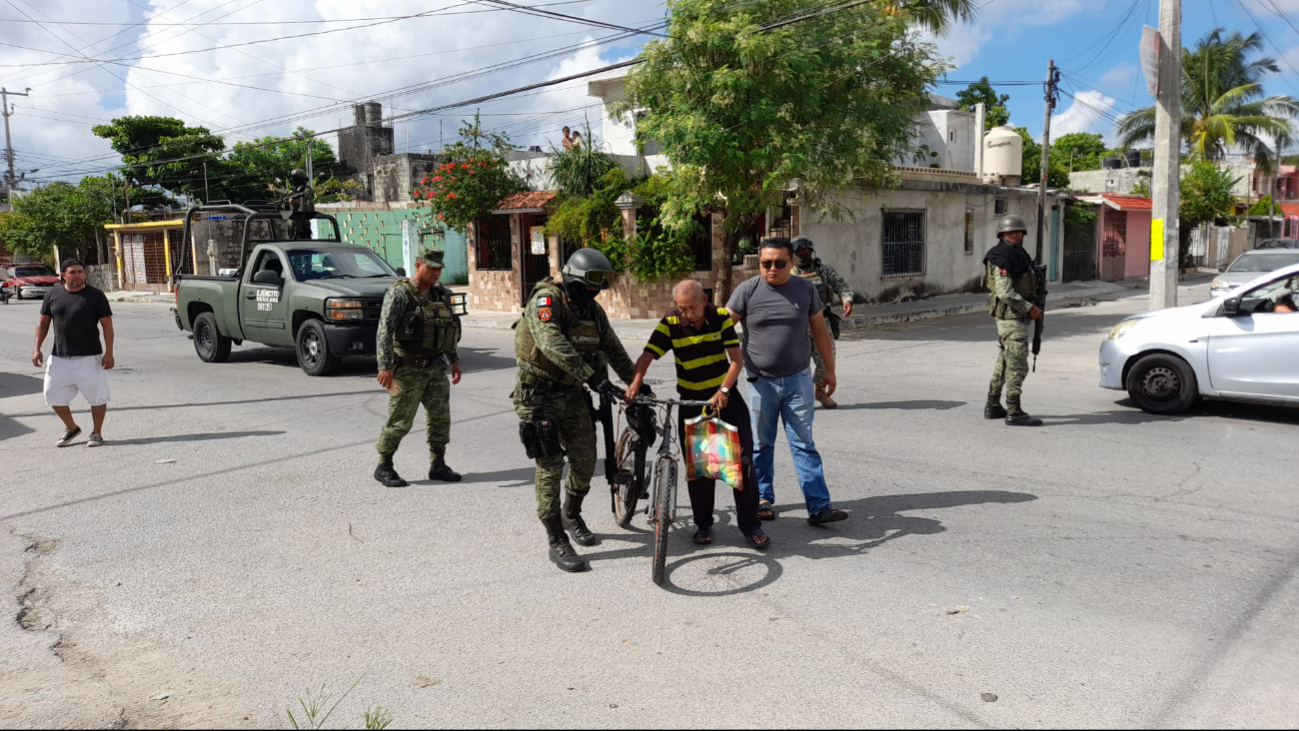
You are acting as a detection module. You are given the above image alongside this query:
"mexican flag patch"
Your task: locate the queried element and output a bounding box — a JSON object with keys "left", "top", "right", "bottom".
{"left": 537, "top": 296, "right": 552, "bottom": 306}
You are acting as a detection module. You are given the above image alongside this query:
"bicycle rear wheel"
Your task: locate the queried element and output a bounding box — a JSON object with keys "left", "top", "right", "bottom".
{"left": 612, "top": 428, "right": 644, "bottom": 528}
{"left": 651, "top": 456, "right": 677, "bottom": 586}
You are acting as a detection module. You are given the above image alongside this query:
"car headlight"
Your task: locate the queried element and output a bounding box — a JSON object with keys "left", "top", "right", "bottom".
{"left": 1107, "top": 319, "right": 1139, "bottom": 340}
{"left": 326, "top": 299, "right": 366, "bottom": 321}
{"left": 1211, "top": 279, "right": 1228, "bottom": 290}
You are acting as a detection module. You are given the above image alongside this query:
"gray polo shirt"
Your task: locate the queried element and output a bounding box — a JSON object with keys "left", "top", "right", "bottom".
{"left": 726, "top": 275, "right": 822, "bottom": 379}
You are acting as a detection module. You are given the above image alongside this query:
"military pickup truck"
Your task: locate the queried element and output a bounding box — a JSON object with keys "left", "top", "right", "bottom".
{"left": 172, "top": 203, "right": 404, "bottom": 376}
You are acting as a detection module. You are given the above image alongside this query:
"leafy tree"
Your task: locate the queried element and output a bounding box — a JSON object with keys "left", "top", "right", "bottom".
{"left": 220, "top": 127, "right": 337, "bottom": 204}
{"left": 1117, "top": 28, "right": 1298, "bottom": 172}
{"left": 614, "top": 0, "right": 956, "bottom": 300}
{"left": 409, "top": 116, "right": 524, "bottom": 232}
{"left": 1179, "top": 161, "right": 1237, "bottom": 267}
{"left": 3, "top": 177, "right": 117, "bottom": 263}
{"left": 956, "top": 76, "right": 1010, "bottom": 129}
{"left": 1016, "top": 127, "right": 1069, "bottom": 188}
{"left": 91, "top": 116, "right": 224, "bottom": 198}
{"left": 1052, "top": 132, "right": 1107, "bottom": 172}
{"left": 1247, "top": 195, "right": 1274, "bottom": 216}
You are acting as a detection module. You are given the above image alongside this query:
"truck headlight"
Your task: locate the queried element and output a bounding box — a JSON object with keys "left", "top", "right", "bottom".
{"left": 326, "top": 299, "right": 365, "bottom": 321}
{"left": 1107, "top": 320, "right": 1138, "bottom": 340}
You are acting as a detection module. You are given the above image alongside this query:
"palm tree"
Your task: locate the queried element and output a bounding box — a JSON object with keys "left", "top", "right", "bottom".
{"left": 1116, "top": 28, "right": 1298, "bottom": 173}
{"left": 885, "top": 0, "right": 977, "bottom": 36}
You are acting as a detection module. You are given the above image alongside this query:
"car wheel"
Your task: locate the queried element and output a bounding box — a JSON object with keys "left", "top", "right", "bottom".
{"left": 193, "top": 312, "right": 232, "bottom": 363}
{"left": 1125, "top": 353, "right": 1198, "bottom": 415}
{"left": 296, "top": 319, "right": 339, "bottom": 376}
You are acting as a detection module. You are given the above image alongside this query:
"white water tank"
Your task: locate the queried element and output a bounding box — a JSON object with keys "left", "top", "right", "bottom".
{"left": 983, "top": 125, "right": 1023, "bottom": 186}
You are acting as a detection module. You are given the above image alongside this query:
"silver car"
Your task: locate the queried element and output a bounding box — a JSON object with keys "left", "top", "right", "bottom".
{"left": 1100, "top": 262, "right": 1299, "bottom": 414}
{"left": 1209, "top": 249, "right": 1299, "bottom": 297}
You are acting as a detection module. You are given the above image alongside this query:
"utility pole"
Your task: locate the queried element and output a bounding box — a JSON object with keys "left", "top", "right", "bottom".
{"left": 1150, "top": 0, "right": 1182, "bottom": 310}
{"left": 306, "top": 139, "right": 314, "bottom": 183}
{"left": 1035, "top": 60, "right": 1059, "bottom": 268}
{"left": 202, "top": 162, "right": 210, "bottom": 203}
{"left": 2, "top": 87, "right": 31, "bottom": 198}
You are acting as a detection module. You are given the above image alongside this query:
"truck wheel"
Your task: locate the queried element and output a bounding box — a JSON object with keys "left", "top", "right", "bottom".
{"left": 193, "top": 312, "right": 232, "bottom": 363}
{"left": 296, "top": 319, "right": 339, "bottom": 376}
{"left": 1125, "top": 353, "right": 1198, "bottom": 415}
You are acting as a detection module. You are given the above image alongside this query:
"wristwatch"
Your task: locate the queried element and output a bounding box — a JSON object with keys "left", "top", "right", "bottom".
{"left": 719, "top": 386, "right": 730, "bottom": 395}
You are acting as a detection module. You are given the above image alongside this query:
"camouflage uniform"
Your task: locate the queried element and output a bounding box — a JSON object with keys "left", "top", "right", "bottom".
{"left": 985, "top": 255, "right": 1038, "bottom": 413}
{"left": 794, "top": 257, "right": 853, "bottom": 389}
{"left": 375, "top": 272, "right": 460, "bottom": 463}
{"left": 513, "top": 278, "right": 636, "bottom": 521}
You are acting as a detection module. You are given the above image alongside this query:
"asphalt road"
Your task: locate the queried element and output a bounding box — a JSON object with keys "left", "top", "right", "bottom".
{"left": 1, "top": 282, "right": 1295, "bottom": 729}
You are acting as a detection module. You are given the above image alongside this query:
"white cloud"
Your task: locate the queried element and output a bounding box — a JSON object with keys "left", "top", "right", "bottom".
{"left": 3, "top": 0, "right": 662, "bottom": 184}
{"left": 1099, "top": 62, "right": 1137, "bottom": 91}
{"left": 932, "top": 0, "right": 1087, "bottom": 67}
{"left": 1050, "top": 89, "right": 1119, "bottom": 144}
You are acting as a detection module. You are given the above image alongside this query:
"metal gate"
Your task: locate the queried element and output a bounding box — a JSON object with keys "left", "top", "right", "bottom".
{"left": 1099, "top": 210, "right": 1127, "bottom": 282}
{"left": 1062, "top": 210, "right": 1096, "bottom": 283}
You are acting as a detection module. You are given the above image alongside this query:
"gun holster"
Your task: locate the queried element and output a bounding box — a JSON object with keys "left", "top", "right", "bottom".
{"left": 518, "top": 380, "right": 563, "bottom": 460}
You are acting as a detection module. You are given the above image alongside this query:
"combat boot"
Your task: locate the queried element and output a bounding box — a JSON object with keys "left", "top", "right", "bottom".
{"left": 374, "top": 458, "right": 409, "bottom": 488}
{"left": 815, "top": 385, "right": 838, "bottom": 409}
{"left": 543, "top": 516, "right": 589, "bottom": 572}
{"left": 429, "top": 457, "right": 462, "bottom": 482}
{"left": 984, "top": 396, "right": 1007, "bottom": 420}
{"left": 562, "top": 492, "right": 599, "bottom": 546}
{"left": 1004, "top": 398, "right": 1043, "bottom": 427}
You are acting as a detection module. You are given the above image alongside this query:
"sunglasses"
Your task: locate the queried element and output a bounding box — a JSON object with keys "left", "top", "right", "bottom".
{"left": 760, "top": 259, "right": 789, "bottom": 270}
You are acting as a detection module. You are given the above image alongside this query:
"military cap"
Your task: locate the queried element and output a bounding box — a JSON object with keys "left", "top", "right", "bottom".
{"left": 419, "top": 249, "right": 445, "bottom": 269}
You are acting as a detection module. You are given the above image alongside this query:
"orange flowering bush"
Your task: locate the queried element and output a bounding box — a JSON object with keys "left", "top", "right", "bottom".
{"left": 410, "top": 116, "right": 524, "bottom": 231}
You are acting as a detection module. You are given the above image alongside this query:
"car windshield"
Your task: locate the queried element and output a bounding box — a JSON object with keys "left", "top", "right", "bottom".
{"left": 1226, "top": 252, "right": 1299, "bottom": 273}
{"left": 13, "top": 266, "right": 54, "bottom": 277}
{"left": 1239, "top": 274, "right": 1299, "bottom": 313}
{"left": 286, "top": 248, "right": 395, "bottom": 281}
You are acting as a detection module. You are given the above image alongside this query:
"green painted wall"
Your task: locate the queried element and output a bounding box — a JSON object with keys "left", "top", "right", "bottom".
{"left": 329, "top": 208, "right": 469, "bottom": 283}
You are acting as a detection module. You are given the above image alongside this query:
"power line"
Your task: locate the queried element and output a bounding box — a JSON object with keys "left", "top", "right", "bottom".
{"left": 0, "top": 1, "right": 597, "bottom": 26}
{"left": 471, "top": 0, "right": 669, "bottom": 37}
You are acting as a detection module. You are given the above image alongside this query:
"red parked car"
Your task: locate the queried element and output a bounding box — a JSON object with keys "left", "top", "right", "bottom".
{"left": 4, "top": 265, "right": 59, "bottom": 299}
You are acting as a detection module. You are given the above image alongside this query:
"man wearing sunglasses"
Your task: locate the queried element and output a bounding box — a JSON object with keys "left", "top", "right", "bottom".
{"left": 726, "top": 238, "right": 848, "bottom": 525}
{"left": 513, "top": 248, "right": 638, "bottom": 573}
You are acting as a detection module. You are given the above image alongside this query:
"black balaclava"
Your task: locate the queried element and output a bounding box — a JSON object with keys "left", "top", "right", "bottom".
{"left": 565, "top": 278, "right": 598, "bottom": 307}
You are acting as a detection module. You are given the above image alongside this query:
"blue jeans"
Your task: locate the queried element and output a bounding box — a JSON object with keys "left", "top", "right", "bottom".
{"left": 746, "top": 369, "right": 833, "bottom": 515}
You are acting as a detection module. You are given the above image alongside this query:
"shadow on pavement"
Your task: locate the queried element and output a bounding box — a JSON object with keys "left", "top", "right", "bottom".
{"left": 104, "top": 429, "right": 286, "bottom": 446}
{"left": 0, "top": 372, "right": 44, "bottom": 399}
{"left": 1044, "top": 399, "right": 1299, "bottom": 427}
{"left": 845, "top": 310, "right": 1121, "bottom": 344}
{"left": 832, "top": 399, "right": 966, "bottom": 411}
{"left": 0, "top": 413, "right": 36, "bottom": 443}
{"left": 427, "top": 466, "right": 534, "bottom": 487}
{"left": 6, "top": 389, "right": 377, "bottom": 418}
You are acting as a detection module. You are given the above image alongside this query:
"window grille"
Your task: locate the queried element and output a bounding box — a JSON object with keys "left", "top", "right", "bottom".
{"left": 994, "top": 198, "right": 1007, "bottom": 215}
{"left": 475, "top": 216, "right": 512, "bottom": 271}
{"left": 964, "top": 208, "right": 975, "bottom": 255}
{"left": 881, "top": 209, "right": 925, "bottom": 278}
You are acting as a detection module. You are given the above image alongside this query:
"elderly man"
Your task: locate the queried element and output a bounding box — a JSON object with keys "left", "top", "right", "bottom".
{"left": 727, "top": 237, "right": 848, "bottom": 525}
{"left": 626, "top": 280, "right": 768, "bottom": 548}
{"left": 32, "top": 258, "right": 115, "bottom": 447}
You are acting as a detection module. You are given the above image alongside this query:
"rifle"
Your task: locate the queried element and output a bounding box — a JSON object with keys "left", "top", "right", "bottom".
{"left": 1031, "top": 265, "right": 1047, "bottom": 372}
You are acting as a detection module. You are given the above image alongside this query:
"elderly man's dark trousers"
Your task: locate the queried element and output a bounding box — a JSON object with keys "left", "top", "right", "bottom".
{"left": 677, "top": 394, "right": 761, "bottom": 537}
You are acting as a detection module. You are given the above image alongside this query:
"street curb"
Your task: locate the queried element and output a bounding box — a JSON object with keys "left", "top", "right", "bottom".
{"left": 836, "top": 285, "right": 1120, "bottom": 331}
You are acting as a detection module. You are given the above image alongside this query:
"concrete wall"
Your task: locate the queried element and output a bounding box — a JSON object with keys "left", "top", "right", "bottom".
{"left": 316, "top": 202, "right": 469, "bottom": 281}
{"left": 899, "top": 109, "right": 978, "bottom": 172}
{"left": 368, "top": 153, "right": 444, "bottom": 204}
{"left": 800, "top": 178, "right": 1065, "bottom": 302}
{"left": 505, "top": 150, "right": 668, "bottom": 191}
{"left": 1071, "top": 160, "right": 1259, "bottom": 198}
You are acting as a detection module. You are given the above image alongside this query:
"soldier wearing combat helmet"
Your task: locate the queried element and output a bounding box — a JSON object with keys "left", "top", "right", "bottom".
{"left": 983, "top": 215, "right": 1043, "bottom": 427}
{"left": 792, "top": 235, "right": 853, "bottom": 408}
{"left": 513, "top": 248, "right": 637, "bottom": 573}
{"left": 373, "top": 248, "right": 463, "bottom": 486}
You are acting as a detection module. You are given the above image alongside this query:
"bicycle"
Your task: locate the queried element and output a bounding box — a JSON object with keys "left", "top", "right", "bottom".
{"left": 603, "top": 390, "right": 712, "bottom": 585}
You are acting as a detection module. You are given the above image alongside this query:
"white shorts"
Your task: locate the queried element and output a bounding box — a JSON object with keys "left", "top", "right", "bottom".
{"left": 43, "top": 355, "right": 111, "bottom": 407}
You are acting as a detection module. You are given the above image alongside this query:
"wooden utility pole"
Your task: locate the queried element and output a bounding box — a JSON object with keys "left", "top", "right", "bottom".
{"left": 1035, "top": 60, "right": 1059, "bottom": 267}
{"left": 1150, "top": 0, "right": 1182, "bottom": 309}
{"left": 2, "top": 87, "right": 31, "bottom": 197}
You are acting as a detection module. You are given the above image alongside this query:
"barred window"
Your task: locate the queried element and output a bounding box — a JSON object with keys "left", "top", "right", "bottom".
{"left": 881, "top": 209, "right": 925, "bottom": 278}
{"left": 964, "top": 207, "right": 975, "bottom": 255}
{"left": 475, "top": 215, "right": 512, "bottom": 271}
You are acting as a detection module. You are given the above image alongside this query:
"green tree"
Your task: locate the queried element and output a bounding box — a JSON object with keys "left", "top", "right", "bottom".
{"left": 1016, "top": 127, "right": 1069, "bottom": 188}
{"left": 1179, "top": 161, "right": 1237, "bottom": 267}
{"left": 221, "top": 127, "right": 337, "bottom": 204}
{"left": 91, "top": 116, "right": 225, "bottom": 198}
{"left": 956, "top": 76, "right": 1010, "bottom": 129}
{"left": 1052, "top": 132, "right": 1107, "bottom": 172}
{"left": 3, "top": 177, "right": 117, "bottom": 263}
{"left": 614, "top": 0, "right": 956, "bottom": 300}
{"left": 1117, "top": 28, "right": 1299, "bottom": 172}
{"left": 410, "top": 116, "right": 524, "bottom": 232}
{"left": 547, "top": 129, "right": 618, "bottom": 198}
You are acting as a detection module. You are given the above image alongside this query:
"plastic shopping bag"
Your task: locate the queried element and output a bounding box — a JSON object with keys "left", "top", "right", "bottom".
{"left": 683, "top": 410, "right": 744, "bottom": 489}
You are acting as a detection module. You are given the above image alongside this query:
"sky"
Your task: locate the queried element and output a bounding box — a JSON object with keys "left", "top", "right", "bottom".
{"left": 0, "top": 0, "right": 1297, "bottom": 187}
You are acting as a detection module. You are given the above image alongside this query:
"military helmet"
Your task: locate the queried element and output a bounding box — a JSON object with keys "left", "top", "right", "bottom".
{"left": 997, "top": 215, "right": 1028, "bottom": 235}
{"left": 562, "top": 248, "right": 616, "bottom": 290}
{"left": 791, "top": 235, "right": 814, "bottom": 251}
{"left": 289, "top": 168, "right": 309, "bottom": 183}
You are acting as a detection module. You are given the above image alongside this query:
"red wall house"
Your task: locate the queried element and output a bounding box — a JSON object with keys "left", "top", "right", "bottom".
{"left": 1078, "top": 193, "right": 1153, "bottom": 281}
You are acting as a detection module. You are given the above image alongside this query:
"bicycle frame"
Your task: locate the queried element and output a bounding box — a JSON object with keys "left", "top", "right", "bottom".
{"left": 634, "top": 396, "right": 712, "bottom": 522}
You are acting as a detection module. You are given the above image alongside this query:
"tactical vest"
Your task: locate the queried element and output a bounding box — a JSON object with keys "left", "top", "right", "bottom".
{"left": 515, "top": 280, "right": 606, "bottom": 386}
{"left": 393, "top": 279, "right": 459, "bottom": 359}
{"left": 797, "top": 261, "right": 834, "bottom": 309}
{"left": 986, "top": 262, "right": 1038, "bottom": 319}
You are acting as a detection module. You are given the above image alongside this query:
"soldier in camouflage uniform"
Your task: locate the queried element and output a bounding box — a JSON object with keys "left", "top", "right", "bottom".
{"left": 982, "top": 215, "right": 1043, "bottom": 427}
{"left": 793, "top": 236, "right": 853, "bottom": 409}
{"left": 374, "top": 249, "right": 464, "bottom": 486}
{"left": 513, "top": 249, "right": 637, "bottom": 573}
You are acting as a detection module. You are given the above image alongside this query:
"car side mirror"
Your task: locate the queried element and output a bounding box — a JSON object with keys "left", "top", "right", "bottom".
{"left": 251, "top": 270, "right": 283, "bottom": 286}
{"left": 1222, "top": 297, "right": 1241, "bottom": 316}
{"left": 394, "top": 267, "right": 406, "bottom": 277}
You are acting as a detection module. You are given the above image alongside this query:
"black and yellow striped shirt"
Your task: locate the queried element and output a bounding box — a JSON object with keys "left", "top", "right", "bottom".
{"left": 644, "top": 307, "right": 740, "bottom": 399}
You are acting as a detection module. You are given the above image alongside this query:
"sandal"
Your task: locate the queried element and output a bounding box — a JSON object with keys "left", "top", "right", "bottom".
{"left": 757, "top": 502, "right": 776, "bottom": 521}
{"left": 748, "top": 530, "right": 771, "bottom": 550}
{"left": 692, "top": 526, "right": 713, "bottom": 545}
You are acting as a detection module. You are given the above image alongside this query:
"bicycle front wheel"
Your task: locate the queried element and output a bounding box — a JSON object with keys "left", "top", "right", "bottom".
{"left": 651, "top": 456, "right": 677, "bottom": 586}
{"left": 612, "top": 428, "right": 643, "bottom": 528}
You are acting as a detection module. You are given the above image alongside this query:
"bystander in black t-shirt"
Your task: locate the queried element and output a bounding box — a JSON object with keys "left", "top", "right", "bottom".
{"left": 39, "top": 284, "right": 112, "bottom": 357}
